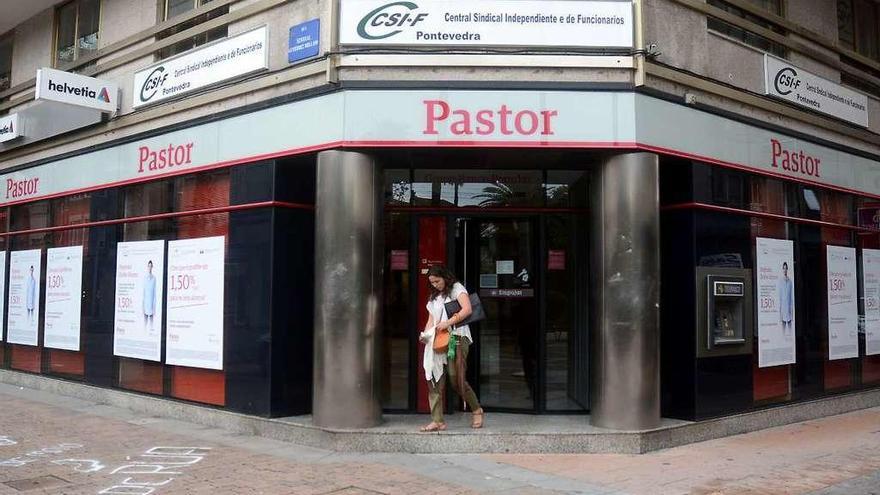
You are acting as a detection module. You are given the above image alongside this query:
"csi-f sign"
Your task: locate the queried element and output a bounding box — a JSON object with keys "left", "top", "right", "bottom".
{"left": 340, "top": 0, "right": 634, "bottom": 48}
{"left": 35, "top": 68, "right": 118, "bottom": 113}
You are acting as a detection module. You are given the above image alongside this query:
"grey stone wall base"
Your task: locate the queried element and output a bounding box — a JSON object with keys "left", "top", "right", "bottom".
{"left": 2, "top": 370, "right": 878, "bottom": 454}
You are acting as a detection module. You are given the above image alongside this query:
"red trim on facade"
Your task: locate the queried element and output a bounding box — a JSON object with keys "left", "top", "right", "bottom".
{"left": 385, "top": 206, "right": 590, "bottom": 214}
{"left": 4, "top": 138, "right": 880, "bottom": 211}
{"left": 662, "top": 202, "right": 874, "bottom": 232}
{"left": 0, "top": 201, "right": 313, "bottom": 238}
{"left": 343, "top": 140, "right": 639, "bottom": 148}
{"left": 0, "top": 142, "right": 344, "bottom": 209}
{"left": 637, "top": 143, "right": 880, "bottom": 201}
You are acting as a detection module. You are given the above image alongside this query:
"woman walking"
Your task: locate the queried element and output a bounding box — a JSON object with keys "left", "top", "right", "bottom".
{"left": 419, "top": 265, "right": 484, "bottom": 432}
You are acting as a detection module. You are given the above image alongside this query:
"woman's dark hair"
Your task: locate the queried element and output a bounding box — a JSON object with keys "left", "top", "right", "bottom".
{"left": 426, "top": 265, "right": 458, "bottom": 301}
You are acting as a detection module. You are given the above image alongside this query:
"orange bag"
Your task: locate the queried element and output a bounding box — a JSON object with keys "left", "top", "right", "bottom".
{"left": 432, "top": 327, "right": 450, "bottom": 353}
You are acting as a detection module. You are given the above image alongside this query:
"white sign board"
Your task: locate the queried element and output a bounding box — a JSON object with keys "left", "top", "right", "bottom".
{"left": 0, "top": 252, "right": 5, "bottom": 341}
{"left": 764, "top": 55, "right": 869, "bottom": 127}
{"left": 44, "top": 246, "right": 84, "bottom": 351}
{"left": 0, "top": 113, "right": 21, "bottom": 143}
{"left": 7, "top": 249, "right": 42, "bottom": 346}
{"left": 166, "top": 236, "right": 225, "bottom": 370}
{"left": 862, "top": 249, "right": 880, "bottom": 356}
{"left": 35, "top": 67, "right": 118, "bottom": 113}
{"left": 114, "top": 240, "right": 165, "bottom": 362}
{"left": 340, "top": 0, "right": 633, "bottom": 48}
{"left": 132, "top": 26, "right": 269, "bottom": 108}
{"left": 756, "top": 237, "right": 796, "bottom": 368}
{"left": 827, "top": 245, "right": 859, "bottom": 360}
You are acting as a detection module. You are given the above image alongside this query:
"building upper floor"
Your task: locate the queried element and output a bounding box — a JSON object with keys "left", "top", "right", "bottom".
{"left": 0, "top": 0, "right": 878, "bottom": 168}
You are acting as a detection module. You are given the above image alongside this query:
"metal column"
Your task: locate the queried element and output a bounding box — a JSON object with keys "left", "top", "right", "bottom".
{"left": 590, "top": 152, "right": 661, "bottom": 430}
{"left": 313, "top": 150, "right": 383, "bottom": 428}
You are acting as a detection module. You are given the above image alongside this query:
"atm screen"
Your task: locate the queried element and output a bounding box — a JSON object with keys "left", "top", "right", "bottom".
{"left": 714, "top": 281, "right": 744, "bottom": 296}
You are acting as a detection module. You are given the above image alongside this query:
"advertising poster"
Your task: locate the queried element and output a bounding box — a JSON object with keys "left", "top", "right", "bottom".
{"left": 7, "top": 249, "right": 42, "bottom": 346}
{"left": 0, "top": 251, "right": 5, "bottom": 341}
{"left": 863, "top": 249, "right": 880, "bottom": 355}
{"left": 756, "top": 237, "right": 796, "bottom": 368}
{"left": 166, "top": 236, "right": 225, "bottom": 370}
{"left": 827, "top": 246, "right": 859, "bottom": 360}
{"left": 114, "top": 240, "right": 165, "bottom": 362}
{"left": 44, "top": 246, "right": 84, "bottom": 351}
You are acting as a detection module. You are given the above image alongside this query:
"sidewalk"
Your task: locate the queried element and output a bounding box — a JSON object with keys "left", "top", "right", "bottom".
{"left": 0, "top": 382, "right": 877, "bottom": 494}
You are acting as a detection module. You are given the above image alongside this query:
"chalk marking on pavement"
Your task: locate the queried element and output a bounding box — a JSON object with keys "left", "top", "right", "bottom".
{"left": 0, "top": 436, "right": 16, "bottom": 446}
{"left": 99, "top": 446, "right": 211, "bottom": 495}
{"left": 0, "top": 443, "right": 83, "bottom": 467}
{"left": 51, "top": 459, "right": 106, "bottom": 473}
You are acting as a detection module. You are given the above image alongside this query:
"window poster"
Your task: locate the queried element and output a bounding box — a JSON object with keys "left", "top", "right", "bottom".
{"left": 166, "top": 236, "right": 225, "bottom": 370}
{"left": 7, "top": 249, "right": 42, "bottom": 346}
{"left": 0, "top": 251, "right": 5, "bottom": 342}
{"left": 827, "top": 245, "right": 859, "bottom": 360}
{"left": 44, "top": 246, "right": 84, "bottom": 351}
{"left": 114, "top": 240, "right": 165, "bottom": 362}
{"left": 863, "top": 248, "right": 880, "bottom": 356}
{"left": 756, "top": 237, "right": 796, "bottom": 367}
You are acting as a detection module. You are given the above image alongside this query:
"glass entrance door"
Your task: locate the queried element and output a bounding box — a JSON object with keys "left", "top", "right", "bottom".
{"left": 456, "top": 218, "right": 539, "bottom": 411}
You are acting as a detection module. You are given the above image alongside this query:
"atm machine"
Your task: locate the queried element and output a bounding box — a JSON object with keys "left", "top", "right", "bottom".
{"left": 696, "top": 267, "right": 753, "bottom": 358}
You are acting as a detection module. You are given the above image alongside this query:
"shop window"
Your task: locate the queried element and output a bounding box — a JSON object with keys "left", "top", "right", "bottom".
{"left": 381, "top": 212, "right": 410, "bottom": 410}
{"left": 0, "top": 34, "right": 12, "bottom": 92}
{"left": 707, "top": 0, "right": 787, "bottom": 58}
{"left": 385, "top": 169, "right": 412, "bottom": 206}
{"left": 545, "top": 171, "right": 589, "bottom": 209}
{"left": 45, "top": 194, "right": 91, "bottom": 378}
{"left": 118, "top": 173, "right": 230, "bottom": 405}
{"left": 749, "top": 177, "right": 791, "bottom": 403}
{"left": 54, "top": 0, "right": 101, "bottom": 67}
{"left": 8, "top": 202, "right": 50, "bottom": 374}
{"left": 169, "top": 171, "right": 229, "bottom": 407}
{"left": 0, "top": 209, "right": 7, "bottom": 369}
{"left": 157, "top": 0, "right": 228, "bottom": 60}
{"left": 857, "top": 197, "right": 880, "bottom": 385}
{"left": 412, "top": 170, "right": 544, "bottom": 208}
{"left": 117, "top": 181, "right": 173, "bottom": 395}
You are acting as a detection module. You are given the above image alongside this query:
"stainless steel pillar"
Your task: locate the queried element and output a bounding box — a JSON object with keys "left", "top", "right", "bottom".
{"left": 313, "top": 150, "right": 383, "bottom": 428}
{"left": 590, "top": 152, "right": 661, "bottom": 430}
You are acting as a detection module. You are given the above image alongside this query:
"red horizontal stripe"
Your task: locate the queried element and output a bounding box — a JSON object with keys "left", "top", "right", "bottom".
{"left": 0, "top": 201, "right": 313, "bottom": 238}
{"left": 3, "top": 139, "right": 878, "bottom": 214}
{"left": 385, "top": 206, "right": 589, "bottom": 214}
{"left": 662, "top": 202, "right": 874, "bottom": 232}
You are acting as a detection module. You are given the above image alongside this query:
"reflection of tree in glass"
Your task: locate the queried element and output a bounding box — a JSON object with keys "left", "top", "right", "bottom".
{"left": 546, "top": 184, "right": 570, "bottom": 207}
{"left": 390, "top": 180, "right": 410, "bottom": 205}
{"left": 474, "top": 183, "right": 516, "bottom": 207}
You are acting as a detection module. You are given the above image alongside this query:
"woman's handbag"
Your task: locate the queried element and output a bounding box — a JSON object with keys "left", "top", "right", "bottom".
{"left": 432, "top": 327, "right": 450, "bottom": 353}
{"left": 444, "top": 293, "right": 486, "bottom": 326}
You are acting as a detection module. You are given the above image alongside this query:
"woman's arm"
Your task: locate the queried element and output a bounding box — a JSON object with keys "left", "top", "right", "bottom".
{"left": 424, "top": 312, "right": 435, "bottom": 332}
{"left": 436, "top": 292, "right": 472, "bottom": 331}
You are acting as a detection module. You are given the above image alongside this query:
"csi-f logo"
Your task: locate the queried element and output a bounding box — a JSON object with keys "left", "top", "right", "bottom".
{"left": 140, "top": 66, "right": 168, "bottom": 102}
{"left": 357, "top": 1, "right": 428, "bottom": 40}
{"left": 774, "top": 67, "right": 801, "bottom": 95}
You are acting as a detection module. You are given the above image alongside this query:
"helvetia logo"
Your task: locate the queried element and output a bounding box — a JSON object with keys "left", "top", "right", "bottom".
{"left": 357, "top": 1, "right": 428, "bottom": 40}
{"left": 97, "top": 87, "right": 111, "bottom": 103}
{"left": 0, "top": 121, "right": 12, "bottom": 135}
{"left": 773, "top": 67, "right": 801, "bottom": 95}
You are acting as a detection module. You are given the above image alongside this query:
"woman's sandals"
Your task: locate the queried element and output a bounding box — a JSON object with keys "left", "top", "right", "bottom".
{"left": 420, "top": 422, "right": 447, "bottom": 432}
{"left": 471, "top": 409, "right": 484, "bottom": 429}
